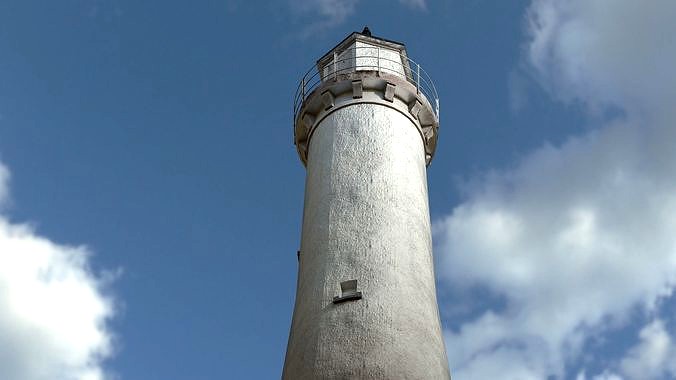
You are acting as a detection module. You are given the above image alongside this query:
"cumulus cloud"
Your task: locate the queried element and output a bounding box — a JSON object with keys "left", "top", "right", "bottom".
{"left": 620, "top": 319, "right": 676, "bottom": 379}
{"left": 436, "top": 0, "right": 676, "bottom": 378}
{"left": 527, "top": 0, "right": 676, "bottom": 115}
{"left": 0, "top": 161, "right": 116, "bottom": 380}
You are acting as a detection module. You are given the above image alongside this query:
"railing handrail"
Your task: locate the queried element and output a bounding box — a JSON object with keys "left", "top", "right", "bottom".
{"left": 293, "top": 46, "right": 439, "bottom": 127}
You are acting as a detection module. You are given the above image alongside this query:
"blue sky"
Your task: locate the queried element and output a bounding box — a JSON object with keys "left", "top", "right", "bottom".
{"left": 1, "top": 1, "right": 676, "bottom": 379}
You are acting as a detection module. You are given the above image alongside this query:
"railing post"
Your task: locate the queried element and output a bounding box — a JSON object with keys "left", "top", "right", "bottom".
{"left": 334, "top": 51, "right": 338, "bottom": 81}
{"left": 416, "top": 63, "right": 420, "bottom": 93}
{"left": 377, "top": 47, "right": 380, "bottom": 74}
{"left": 436, "top": 98, "right": 440, "bottom": 120}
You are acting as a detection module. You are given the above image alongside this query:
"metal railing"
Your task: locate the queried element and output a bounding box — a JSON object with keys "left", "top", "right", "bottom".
{"left": 293, "top": 46, "right": 439, "bottom": 125}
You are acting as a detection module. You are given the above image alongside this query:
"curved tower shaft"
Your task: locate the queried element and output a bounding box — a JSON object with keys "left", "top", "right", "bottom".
{"left": 284, "top": 29, "right": 450, "bottom": 379}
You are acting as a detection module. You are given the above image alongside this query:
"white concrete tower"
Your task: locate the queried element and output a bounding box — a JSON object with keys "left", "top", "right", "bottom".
{"left": 284, "top": 28, "right": 450, "bottom": 379}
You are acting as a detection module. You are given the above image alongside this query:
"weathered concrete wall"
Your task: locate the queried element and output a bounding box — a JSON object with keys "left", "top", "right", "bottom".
{"left": 283, "top": 102, "right": 450, "bottom": 379}
{"left": 320, "top": 40, "right": 406, "bottom": 81}
{"left": 354, "top": 41, "right": 405, "bottom": 78}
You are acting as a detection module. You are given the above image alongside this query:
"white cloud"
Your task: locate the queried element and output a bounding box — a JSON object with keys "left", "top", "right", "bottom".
{"left": 288, "top": 0, "right": 360, "bottom": 33}
{"left": 592, "top": 371, "right": 624, "bottom": 380}
{"left": 288, "top": 0, "right": 426, "bottom": 33}
{"left": 0, "top": 162, "right": 9, "bottom": 208}
{"left": 437, "top": 0, "right": 676, "bottom": 378}
{"left": 399, "top": 0, "right": 426, "bottom": 10}
{"left": 0, "top": 161, "right": 116, "bottom": 380}
{"left": 620, "top": 319, "right": 676, "bottom": 380}
{"left": 527, "top": 0, "right": 676, "bottom": 115}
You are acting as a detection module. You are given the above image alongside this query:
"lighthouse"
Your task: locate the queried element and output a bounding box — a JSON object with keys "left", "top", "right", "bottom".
{"left": 284, "top": 28, "right": 450, "bottom": 379}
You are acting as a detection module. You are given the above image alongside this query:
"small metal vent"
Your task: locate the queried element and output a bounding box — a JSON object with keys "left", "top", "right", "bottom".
{"left": 333, "top": 280, "right": 362, "bottom": 304}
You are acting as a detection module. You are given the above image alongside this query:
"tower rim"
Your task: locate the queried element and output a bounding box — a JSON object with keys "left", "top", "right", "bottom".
{"left": 292, "top": 31, "right": 440, "bottom": 166}
{"left": 294, "top": 71, "right": 439, "bottom": 167}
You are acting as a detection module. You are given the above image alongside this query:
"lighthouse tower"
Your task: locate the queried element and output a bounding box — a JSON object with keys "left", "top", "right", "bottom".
{"left": 284, "top": 28, "right": 450, "bottom": 379}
